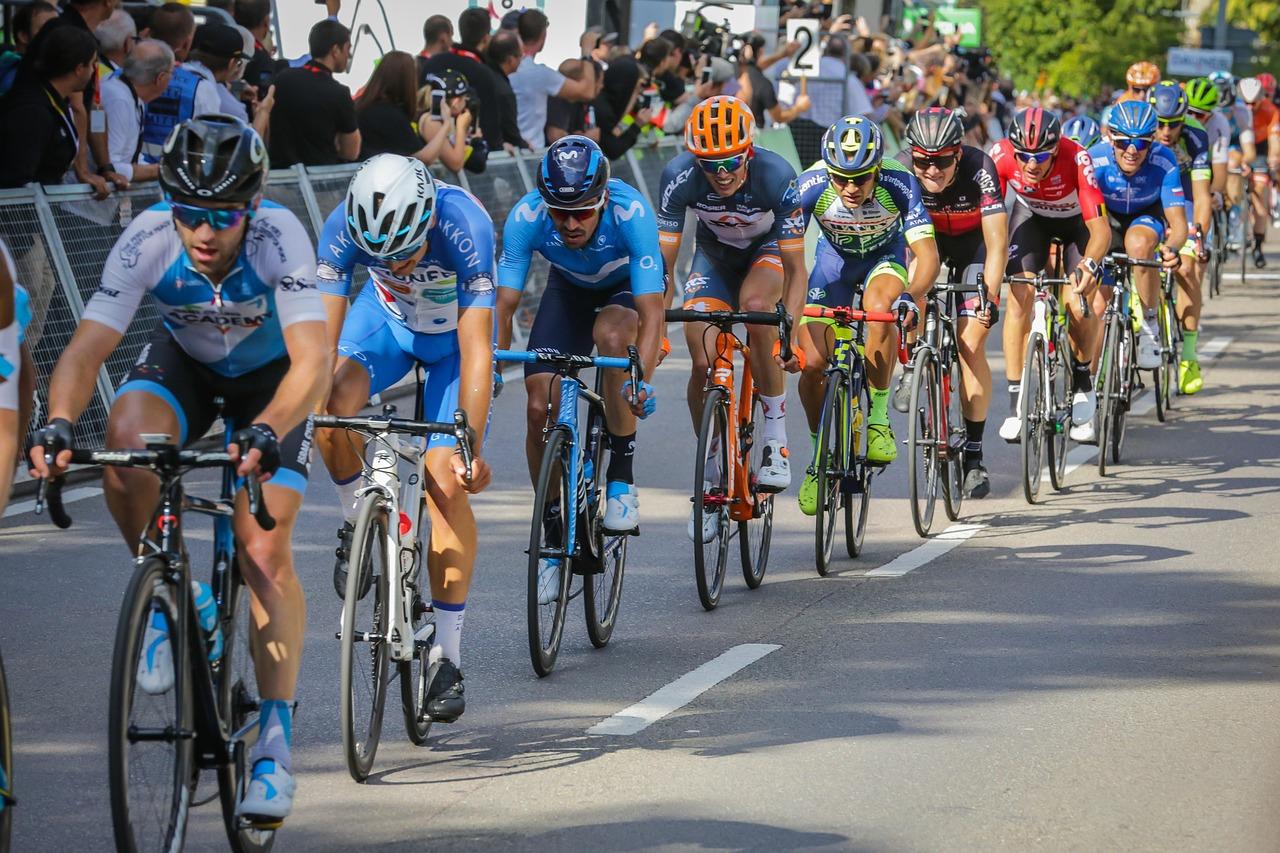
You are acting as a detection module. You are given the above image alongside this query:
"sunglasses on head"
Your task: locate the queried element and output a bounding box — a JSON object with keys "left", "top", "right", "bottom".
{"left": 547, "top": 196, "right": 606, "bottom": 223}
{"left": 912, "top": 151, "right": 959, "bottom": 171}
{"left": 697, "top": 153, "right": 749, "bottom": 174}
{"left": 828, "top": 166, "right": 878, "bottom": 187}
{"left": 170, "top": 201, "right": 252, "bottom": 231}
{"left": 1112, "top": 136, "right": 1154, "bottom": 151}
{"left": 1014, "top": 149, "right": 1054, "bottom": 164}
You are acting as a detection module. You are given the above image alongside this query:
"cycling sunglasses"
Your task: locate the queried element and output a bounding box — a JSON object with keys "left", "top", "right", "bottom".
{"left": 170, "top": 201, "right": 252, "bottom": 231}
{"left": 1157, "top": 117, "right": 1185, "bottom": 127}
{"left": 1014, "top": 149, "right": 1054, "bottom": 164}
{"left": 547, "top": 196, "right": 606, "bottom": 223}
{"left": 1187, "top": 108, "right": 1211, "bottom": 123}
{"left": 912, "top": 151, "right": 959, "bottom": 171}
{"left": 1112, "top": 136, "right": 1154, "bottom": 152}
{"left": 697, "top": 153, "right": 750, "bottom": 174}
{"left": 828, "top": 166, "right": 878, "bottom": 187}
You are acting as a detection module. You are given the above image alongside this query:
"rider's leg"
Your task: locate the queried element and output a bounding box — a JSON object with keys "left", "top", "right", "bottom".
{"left": 594, "top": 301, "right": 642, "bottom": 529}
{"left": 1178, "top": 234, "right": 1206, "bottom": 393}
{"left": 798, "top": 321, "right": 834, "bottom": 435}
{"left": 1001, "top": 208, "right": 1047, "bottom": 432}
{"left": 314, "top": 358, "right": 372, "bottom": 519}
{"left": 862, "top": 270, "right": 904, "bottom": 402}
{"left": 739, "top": 253, "right": 791, "bottom": 487}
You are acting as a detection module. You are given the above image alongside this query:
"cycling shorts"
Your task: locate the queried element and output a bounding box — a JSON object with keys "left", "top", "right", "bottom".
{"left": 801, "top": 237, "right": 906, "bottom": 324}
{"left": 1108, "top": 203, "right": 1167, "bottom": 246}
{"left": 525, "top": 267, "right": 635, "bottom": 378}
{"left": 1006, "top": 204, "right": 1091, "bottom": 277}
{"left": 681, "top": 240, "right": 782, "bottom": 312}
{"left": 338, "top": 285, "right": 462, "bottom": 451}
{"left": 118, "top": 329, "right": 313, "bottom": 495}
{"left": 935, "top": 229, "right": 993, "bottom": 318}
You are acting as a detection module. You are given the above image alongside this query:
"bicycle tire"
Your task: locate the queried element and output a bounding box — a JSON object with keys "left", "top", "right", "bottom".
{"left": 693, "top": 388, "right": 731, "bottom": 609}
{"left": 400, "top": 526, "right": 434, "bottom": 746}
{"left": 527, "top": 427, "right": 573, "bottom": 675}
{"left": 215, "top": 557, "right": 275, "bottom": 853}
{"left": 1047, "top": 334, "right": 1071, "bottom": 492}
{"left": 1, "top": 650, "right": 12, "bottom": 853}
{"left": 907, "top": 349, "right": 940, "bottom": 534}
{"left": 1111, "top": 330, "right": 1133, "bottom": 466}
{"left": 339, "top": 493, "right": 392, "bottom": 782}
{"left": 1019, "top": 336, "right": 1046, "bottom": 504}
{"left": 1240, "top": 196, "right": 1249, "bottom": 283}
{"left": 109, "top": 556, "right": 194, "bottom": 853}
{"left": 1154, "top": 297, "right": 1170, "bottom": 423}
{"left": 941, "top": 349, "right": 965, "bottom": 522}
{"left": 739, "top": 391, "right": 773, "bottom": 590}
{"left": 844, "top": 380, "right": 870, "bottom": 558}
{"left": 814, "top": 371, "right": 847, "bottom": 574}
{"left": 584, "top": 407, "right": 626, "bottom": 648}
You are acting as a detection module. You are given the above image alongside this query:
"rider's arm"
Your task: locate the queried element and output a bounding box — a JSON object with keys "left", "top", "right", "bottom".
{"left": 495, "top": 192, "right": 541, "bottom": 350}
{"left": 456, "top": 305, "right": 493, "bottom": 454}
{"left": 888, "top": 166, "right": 938, "bottom": 300}
{"left": 655, "top": 156, "right": 693, "bottom": 307}
{"left": 1192, "top": 177, "right": 1212, "bottom": 238}
{"left": 44, "top": 320, "right": 123, "bottom": 423}
{"left": 447, "top": 191, "right": 497, "bottom": 439}
{"left": 773, "top": 176, "right": 808, "bottom": 339}
{"left": 315, "top": 204, "right": 359, "bottom": 354}
{"left": 980, "top": 212, "right": 1009, "bottom": 300}
{"left": 1076, "top": 149, "right": 1111, "bottom": 270}
{"left": 1160, "top": 163, "right": 1189, "bottom": 252}
{"left": 619, "top": 191, "right": 667, "bottom": 379}
{"left": 258, "top": 318, "right": 331, "bottom": 439}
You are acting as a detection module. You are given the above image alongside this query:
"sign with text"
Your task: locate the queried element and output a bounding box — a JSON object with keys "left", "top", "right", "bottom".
{"left": 786, "top": 18, "right": 822, "bottom": 78}
{"left": 1166, "top": 47, "right": 1234, "bottom": 77}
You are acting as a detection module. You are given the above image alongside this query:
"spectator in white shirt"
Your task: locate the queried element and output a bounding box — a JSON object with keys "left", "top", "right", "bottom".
{"left": 98, "top": 39, "right": 174, "bottom": 183}
{"left": 509, "top": 8, "right": 595, "bottom": 148}
{"left": 94, "top": 10, "right": 136, "bottom": 73}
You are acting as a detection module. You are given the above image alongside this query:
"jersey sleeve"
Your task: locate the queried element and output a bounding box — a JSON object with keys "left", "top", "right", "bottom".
{"left": 257, "top": 207, "right": 325, "bottom": 329}
{"left": 797, "top": 167, "right": 829, "bottom": 221}
{"left": 988, "top": 140, "right": 1014, "bottom": 195}
{"left": 441, "top": 191, "right": 497, "bottom": 310}
{"left": 975, "top": 151, "right": 1005, "bottom": 216}
{"left": 315, "top": 204, "right": 357, "bottom": 298}
{"left": 81, "top": 206, "right": 173, "bottom": 334}
{"left": 773, "top": 173, "right": 806, "bottom": 253}
{"left": 1188, "top": 126, "right": 1212, "bottom": 182}
{"left": 656, "top": 155, "right": 696, "bottom": 247}
{"left": 1073, "top": 146, "right": 1106, "bottom": 221}
{"left": 496, "top": 192, "right": 543, "bottom": 293}
{"left": 1209, "top": 114, "right": 1230, "bottom": 165}
{"left": 613, "top": 190, "right": 665, "bottom": 297}
{"left": 1159, "top": 159, "right": 1185, "bottom": 210}
{"left": 883, "top": 164, "right": 935, "bottom": 244}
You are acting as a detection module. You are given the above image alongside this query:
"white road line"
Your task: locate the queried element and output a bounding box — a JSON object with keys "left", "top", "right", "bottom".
{"left": 586, "top": 643, "right": 781, "bottom": 736}
{"left": 1225, "top": 273, "right": 1280, "bottom": 281}
{"left": 864, "top": 523, "right": 985, "bottom": 578}
{"left": 1199, "top": 336, "right": 1232, "bottom": 361}
{"left": 3, "top": 487, "right": 102, "bottom": 518}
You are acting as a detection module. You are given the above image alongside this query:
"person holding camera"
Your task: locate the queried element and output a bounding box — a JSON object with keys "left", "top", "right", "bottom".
{"left": 422, "top": 69, "right": 487, "bottom": 173}
{"left": 737, "top": 32, "right": 809, "bottom": 127}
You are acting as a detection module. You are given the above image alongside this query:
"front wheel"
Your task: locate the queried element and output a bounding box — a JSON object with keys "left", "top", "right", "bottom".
{"left": 584, "top": 408, "right": 626, "bottom": 648}
{"left": 108, "top": 557, "right": 194, "bottom": 853}
{"left": 1019, "top": 336, "right": 1046, "bottom": 504}
{"left": 941, "top": 350, "right": 965, "bottom": 522}
{"left": 739, "top": 392, "right": 773, "bottom": 590}
{"left": 527, "top": 428, "right": 573, "bottom": 676}
{"left": 1047, "top": 335, "right": 1071, "bottom": 492}
{"left": 693, "top": 388, "right": 731, "bottom": 609}
{"left": 815, "top": 372, "right": 849, "bottom": 575}
{"left": 907, "top": 350, "right": 941, "bottom": 534}
{"left": 1096, "top": 317, "right": 1118, "bottom": 477}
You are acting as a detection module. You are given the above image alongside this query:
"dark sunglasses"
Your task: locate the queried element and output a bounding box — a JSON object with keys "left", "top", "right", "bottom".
{"left": 170, "top": 201, "right": 252, "bottom": 231}
{"left": 912, "top": 152, "right": 959, "bottom": 171}
{"left": 1014, "top": 149, "right": 1054, "bottom": 164}
{"left": 1130, "top": 87, "right": 1149, "bottom": 97}
{"left": 547, "top": 201, "right": 604, "bottom": 223}
{"left": 828, "top": 167, "right": 878, "bottom": 187}
{"left": 697, "top": 153, "right": 749, "bottom": 174}
{"left": 1112, "top": 136, "right": 1154, "bottom": 152}
{"left": 1188, "top": 108, "right": 1211, "bottom": 122}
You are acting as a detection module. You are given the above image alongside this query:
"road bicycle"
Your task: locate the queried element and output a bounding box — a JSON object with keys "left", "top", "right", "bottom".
{"left": 1003, "top": 271, "right": 1085, "bottom": 504}
{"left": 1154, "top": 262, "right": 1182, "bottom": 423}
{"left": 664, "top": 304, "right": 789, "bottom": 607}
{"left": 313, "top": 379, "right": 475, "bottom": 782}
{"left": 495, "top": 347, "right": 642, "bottom": 677}
{"left": 905, "top": 264, "right": 989, "bottom": 534}
{"left": 1097, "top": 253, "right": 1164, "bottom": 476}
{"left": 36, "top": 436, "right": 278, "bottom": 852}
{"left": 0, "top": 647, "right": 11, "bottom": 853}
{"left": 1207, "top": 205, "right": 1227, "bottom": 298}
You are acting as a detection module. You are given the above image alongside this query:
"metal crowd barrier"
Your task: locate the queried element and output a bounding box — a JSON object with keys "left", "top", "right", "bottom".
{"left": 0, "top": 136, "right": 691, "bottom": 448}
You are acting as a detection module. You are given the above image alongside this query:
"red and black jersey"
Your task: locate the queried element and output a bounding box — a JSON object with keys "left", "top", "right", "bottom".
{"left": 895, "top": 145, "right": 1005, "bottom": 237}
{"left": 989, "top": 136, "right": 1106, "bottom": 222}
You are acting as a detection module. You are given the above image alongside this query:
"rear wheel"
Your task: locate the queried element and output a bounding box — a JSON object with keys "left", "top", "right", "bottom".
{"left": 1097, "top": 317, "right": 1118, "bottom": 477}
{"left": 814, "top": 372, "right": 848, "bottom": 575}
{"left": 339, "top": 493, "right": 391, "bottom": 782}
{"left": 907, "top": 350, "right": 940, "bottom": 535}
{"left": 527, "top": 428, "right": 573, "bottom": 676}
{"left": 584, "top": 408, "right": 626, "bottom": 648}
{"left": 693, "top": 389, "right": 731, "bottom": 609}
{"left": 1019, "top": 336, "right": 1045, "bottom": 504}
{"left": 1047, "top": 335, "right": 1071, "bottom": 492}
{"left": 739, "top": 392, "right": 773, "bottom": 590}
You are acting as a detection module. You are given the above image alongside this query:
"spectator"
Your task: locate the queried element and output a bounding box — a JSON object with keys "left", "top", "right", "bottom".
{"left": 354, "top": 50, "right": 446, "bottom": 164}
{"left": 95, "top": 10, "right": 136, "bottom": 74}
{"left": 234, "top": 0, "right": 276, "bottom": 97}
{"left": 0, "top": 27, "right": 98, "bottom": 188}
{"left": 268, "top": 19, "right": 359, "bottom": 167}
{"left": 738, "top": 34, "right": 809, "bottom": 128}
{"left": 657, "top": 29, "right": 692, "bottom": 103}
{"left": 580, "top": 26, "right": 616, "bottom": 66}
{"left": 98, "top": 39, "right": 173, "bottom": 184}
{"left": 546, "top": 59, "right": 602, "bottom": 143}
{"left": 593, "top": 53, "right": 655, "bottom": 160}
{"left": 421, "top": 69, "right": 487, "bottom": 173}
{"left": 499, "top": 10, "right": 521, "bottom": 33}
{"left": 187, "top": 24, "right": 250, "bottom": 122}
{"left": 663, "top": 56, "right": 735, "bottom": 133}
{"left": 485, "top": 29, "right": 528, "bottom": 153}
{"left": 510, "top": 9, "right": 595, "bottom": 148}
{"left": 418, "top": 8, "right": 510, "bottom": 154}
{"left": 806, "top": 35, "right": 872, "bottom": 128}
{"left": 139, "top": 3, "right": 222, "bottom": 163}
{"left": 0, "top": 2, "right": 58, "bottom": 96}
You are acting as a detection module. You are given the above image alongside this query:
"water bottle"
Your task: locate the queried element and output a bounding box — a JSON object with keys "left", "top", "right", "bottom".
{"left": 191, "top": 580, "right": 224, "bottom": 663}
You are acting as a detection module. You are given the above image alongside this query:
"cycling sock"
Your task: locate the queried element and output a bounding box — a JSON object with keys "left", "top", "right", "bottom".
{"left": 1072, "top": 361, "right": 1092, "bottom": 394}
{"left": 332, "top": 471, "right": 361, "bottom": 523}
{"left": 1142, "top": 309, "right": 1159, "bottom": 338}
{"left": 869, "top": 386, "right": 889, "bottom": 424}
{"left": 760, "top": 393, "right": 787, "bottom": 444}
{"left": 253, "top": 699, "right": 293, "bottom": 774}
{"left": 964, "top": 418, "right": 985, "bottom": 466}
{"left": 1183, "top": 329, "right": 1198, "bottom": 361}
{"left": 809, "top": 430, "right": 818, "bottom": 452}
{"left": 606, "top": 432, "right": 636, "bottom": 484}
{"left": 430, "top": 600, "right": 465, "bottom": 667}
{"left": 1007, "top": 383, "right": 1020, "bottom": 413}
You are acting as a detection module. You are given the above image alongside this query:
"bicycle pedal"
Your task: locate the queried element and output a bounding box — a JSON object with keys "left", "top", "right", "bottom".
{"left": 245, "top": 817, "right": 283, "bottom": 831}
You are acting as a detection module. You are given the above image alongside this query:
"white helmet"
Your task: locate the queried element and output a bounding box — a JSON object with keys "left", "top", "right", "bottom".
{"left": 1238, "top": 76, "right": 1263, "bottom": 105}
{"left": 345, "top": 154, "right": 437, "bottom": 260}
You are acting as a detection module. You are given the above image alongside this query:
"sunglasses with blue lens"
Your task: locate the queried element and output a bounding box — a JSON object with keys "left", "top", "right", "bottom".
{"left": 1014, "top": 149, "right": 1055, "bottom": 164}
{"left": 169, "top": 201, "right": 253, "bottom": 231}
{"left": 1112, "top": 136, "right": 1154, "bottom": 151}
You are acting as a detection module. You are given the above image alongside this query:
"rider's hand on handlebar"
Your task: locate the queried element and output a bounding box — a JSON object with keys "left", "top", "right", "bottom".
{"left": 1159, "top": 245, "right": 1181, "bottom": 271}
{"left": 454, "top": 451, "right": 491, "bottom": 493}
{"left": 1071, "top": 265, "right": 1097, "bottom": 297}
{"left": 772, "top": 338, "right": 805, "bottom": 373}
{"left": 28, "top": 417, "right": 74, "bottom": 479}
{"left": 228, "top": 422, "right": 280, "bottom": 483}
{"left": 622, "top": 379, "right": 657, "bottom": 419}
{"left": 892, "top": 294, "right": 920, "bottom": 333}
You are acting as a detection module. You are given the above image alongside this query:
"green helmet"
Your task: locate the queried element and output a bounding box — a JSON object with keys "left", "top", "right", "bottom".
{"left": 1185, "top": 77, "right": 1219, "bottom": 113}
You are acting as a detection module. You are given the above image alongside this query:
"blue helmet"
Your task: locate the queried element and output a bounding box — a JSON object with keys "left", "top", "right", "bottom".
{"left": 1148, "top": 81, "right": 1187, "bottom": 121}
{"left": 537, "top": 135, "right": 610, "bottom": 208}
{"left": 1062, "top": 115, "right": 1101, "bottom": 148}
{"left": 1108, "top": 100, "right": 1158, "bottom": 138}
{"left": 821, "top": 116, "right": 884, "bottom": 174}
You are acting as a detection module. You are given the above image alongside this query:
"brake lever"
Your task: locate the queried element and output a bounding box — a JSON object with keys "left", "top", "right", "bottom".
{"left": 776, "top": 301, "right": 793, "bottom": 364}
{"left": 453, "top": 409, "right": 475, "bottom": 483}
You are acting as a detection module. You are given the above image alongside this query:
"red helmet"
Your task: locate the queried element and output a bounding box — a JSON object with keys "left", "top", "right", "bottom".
{"left": 1258, "top": 72, "right": 1277, "bottom": 97}
{"left": 1008, "top": 107, "right": 1061, "bottom": 154}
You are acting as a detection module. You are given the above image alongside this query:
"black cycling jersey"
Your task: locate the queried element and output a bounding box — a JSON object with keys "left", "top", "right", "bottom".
{"left": 894, "top": 144, "right": 1004, "bottom": 237}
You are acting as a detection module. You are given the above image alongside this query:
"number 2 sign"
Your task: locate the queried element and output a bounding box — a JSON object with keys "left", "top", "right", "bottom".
{"left": 786, "top": 19, "right": 821, "bottom": 78}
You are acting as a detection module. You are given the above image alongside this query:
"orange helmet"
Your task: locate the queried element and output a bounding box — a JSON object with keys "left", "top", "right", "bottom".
{"left": 685, "top": 96, "right": 755, "bottom": 158}
{"left": 1126, "top": 61, "right": 1160, "bottom": 89}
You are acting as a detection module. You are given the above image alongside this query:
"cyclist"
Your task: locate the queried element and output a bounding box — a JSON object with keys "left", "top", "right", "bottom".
{"left": 894, "top": 107, "right": 1005, "bottom": 498}
{"left": 1211, "top": 72, "right": 1257, "bottom": 250}
{"left": 1149, "top": 81, "right": 1212, "bottom": 395}
{"left": 1087, "top": 100, "right": 1186, "bottom": 391}
{"left": 496, "top": 135, "right": 663, "bottom": 601}
{"left": 1185, "top": 78, "right": 1231, "bottom": 198}
{"left": 0, "top": 240, "right": 33, "bottom": 518}
{"left": 655, "top": 95, "right": 807, "bottom": 540}
{"left": 1239, "top": 77, "right": 1280, "bottom": 267}
{"left": 1117, "top": 61, "right": 1160, "bottom": 104}
{"left": 990, "top": 107, "right": 1111, "bottom": 445}
{"left": 1063, "top": 115, "right": 1102, "bottom": 149}
{"left": 28, "top": 116, "right": 330, "bottom": 825}
{"left": 313, "top": 153, "right": 495, "bottom": 723}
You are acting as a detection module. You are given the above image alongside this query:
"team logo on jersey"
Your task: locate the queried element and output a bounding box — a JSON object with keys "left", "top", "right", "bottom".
{"left": 808, "top": 287, "right": 827, "bottom": 302}
{"left": 514, "top": 201, "right": 543, "bottom": 223}
{"left": 661, "top": 166, "right": 695, "bottom": 212}
{"left": 462, "top": 273, "right": 495, "bottom": 295}
{"left": 684, "top": 275, "right": 709, "bottom": 295}
{"left": 613, "top": 199, "right": 646, "bottom": 221}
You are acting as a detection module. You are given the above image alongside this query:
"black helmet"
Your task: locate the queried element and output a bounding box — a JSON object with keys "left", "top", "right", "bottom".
{"left": 904, "top": 107, "right": 964, "bottom": 153}
{"left": 159, "top": 114, "right": 267, "bottom": 204}
{"left": 1007, "top": 107, "right": 1062, "bottom": 154}
{"left": 425, "top": 69, "right": 470, "bottom": 98}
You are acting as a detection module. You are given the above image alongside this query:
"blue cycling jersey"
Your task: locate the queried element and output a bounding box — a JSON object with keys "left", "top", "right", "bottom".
{"left": 82, "top": 201, "right": 325, "bottom": 378}
{"left": 317, "top": 182, "right": 497, "bottom": 334}
{"left": 497, "top": 178, "right": 664, "bottom": 296}
{"left": 798, "top": 157, "right": 935, "bottom": 257}
{"left": 1088, "top": 141, "right": 1184, "bottom": 214}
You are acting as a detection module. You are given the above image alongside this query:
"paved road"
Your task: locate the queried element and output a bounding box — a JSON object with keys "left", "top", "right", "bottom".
{"left": 4, "top": 253, "right": 1280, "bottom": 852}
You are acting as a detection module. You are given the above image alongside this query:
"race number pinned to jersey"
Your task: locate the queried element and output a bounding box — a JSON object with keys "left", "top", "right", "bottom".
{"left": 786, "top": 19, "right": 821, "bottom": 78}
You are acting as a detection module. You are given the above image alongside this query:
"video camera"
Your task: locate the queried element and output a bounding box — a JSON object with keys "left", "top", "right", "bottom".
{"left": 951, "top": 45, "right": 994, "bottom": 82}
{"left": 681, "top": 3, "right": 752, "bottom": 61}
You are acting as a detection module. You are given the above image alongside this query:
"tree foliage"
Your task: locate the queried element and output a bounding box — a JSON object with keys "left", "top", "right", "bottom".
{"left": 979, "top": 0, "right": 1183, "bottom": 97}
{"left": 1199, "top": 0, "right": 1280, "bottom": 77}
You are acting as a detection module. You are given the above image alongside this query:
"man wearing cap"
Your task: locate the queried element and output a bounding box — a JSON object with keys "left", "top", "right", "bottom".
{"left": 186, "top": 23, "right": 250, "bottom": 122}
{"left": 663, "top": 56, "right": 734, "bottom": 133}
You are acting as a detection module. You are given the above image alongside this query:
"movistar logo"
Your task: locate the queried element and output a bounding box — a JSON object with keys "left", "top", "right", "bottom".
{"left": 613, "top": 200, "right": 645, "bottom": 221}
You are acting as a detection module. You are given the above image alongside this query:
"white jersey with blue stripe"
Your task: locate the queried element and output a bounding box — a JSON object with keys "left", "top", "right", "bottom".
{"left": 81, "top": 201, "right": 325, "bottom": 378}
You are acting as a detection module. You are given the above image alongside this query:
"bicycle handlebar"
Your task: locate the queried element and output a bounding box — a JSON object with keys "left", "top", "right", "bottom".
{"left": 803, "top": 305, "right": 910, "bottom": 364}
{"left": 1106, "top": 252, "right": 1164, "bottom": 270}
{"left": 664, "top": 302, "right": 794, "bottom": 362}
{"left": 313, "top": 409, "right": 477, "bottom": 483}
{"left": 1002, "top": 273, "right": 1090, "bottom": 319}
{"left": 494, "top": 349, "right": 633, "bottom": 372}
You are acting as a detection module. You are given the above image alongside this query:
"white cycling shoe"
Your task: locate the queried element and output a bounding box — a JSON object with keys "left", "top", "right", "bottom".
{"left": 602, "top": 481, "right": 638, "bottom": 532}
{"left": 137, "top": 607, "right": 174, "bottom": 695}
{"left": 236, "top": 758, "right": 296, "bottom": 826}
{"left": 999, "top": 415, "right": 1022, "bottom": 443}
{"left": 536, "top": 558, "right": 562, "bottom": 605}
{"left": 1072, "top": 389, "right": 1097, "bottom": 425}
{"left": 756, "top": 440, "right": 791, "bottom": 492}
{"left": 1069, "top": 420, "right": 1097, "bottom": 444}
{"left": 1136, "top": 328, "right": 1162, "bottom": 370}
{"left": 687, "top": 493, "right": 723, "bottom": 544}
